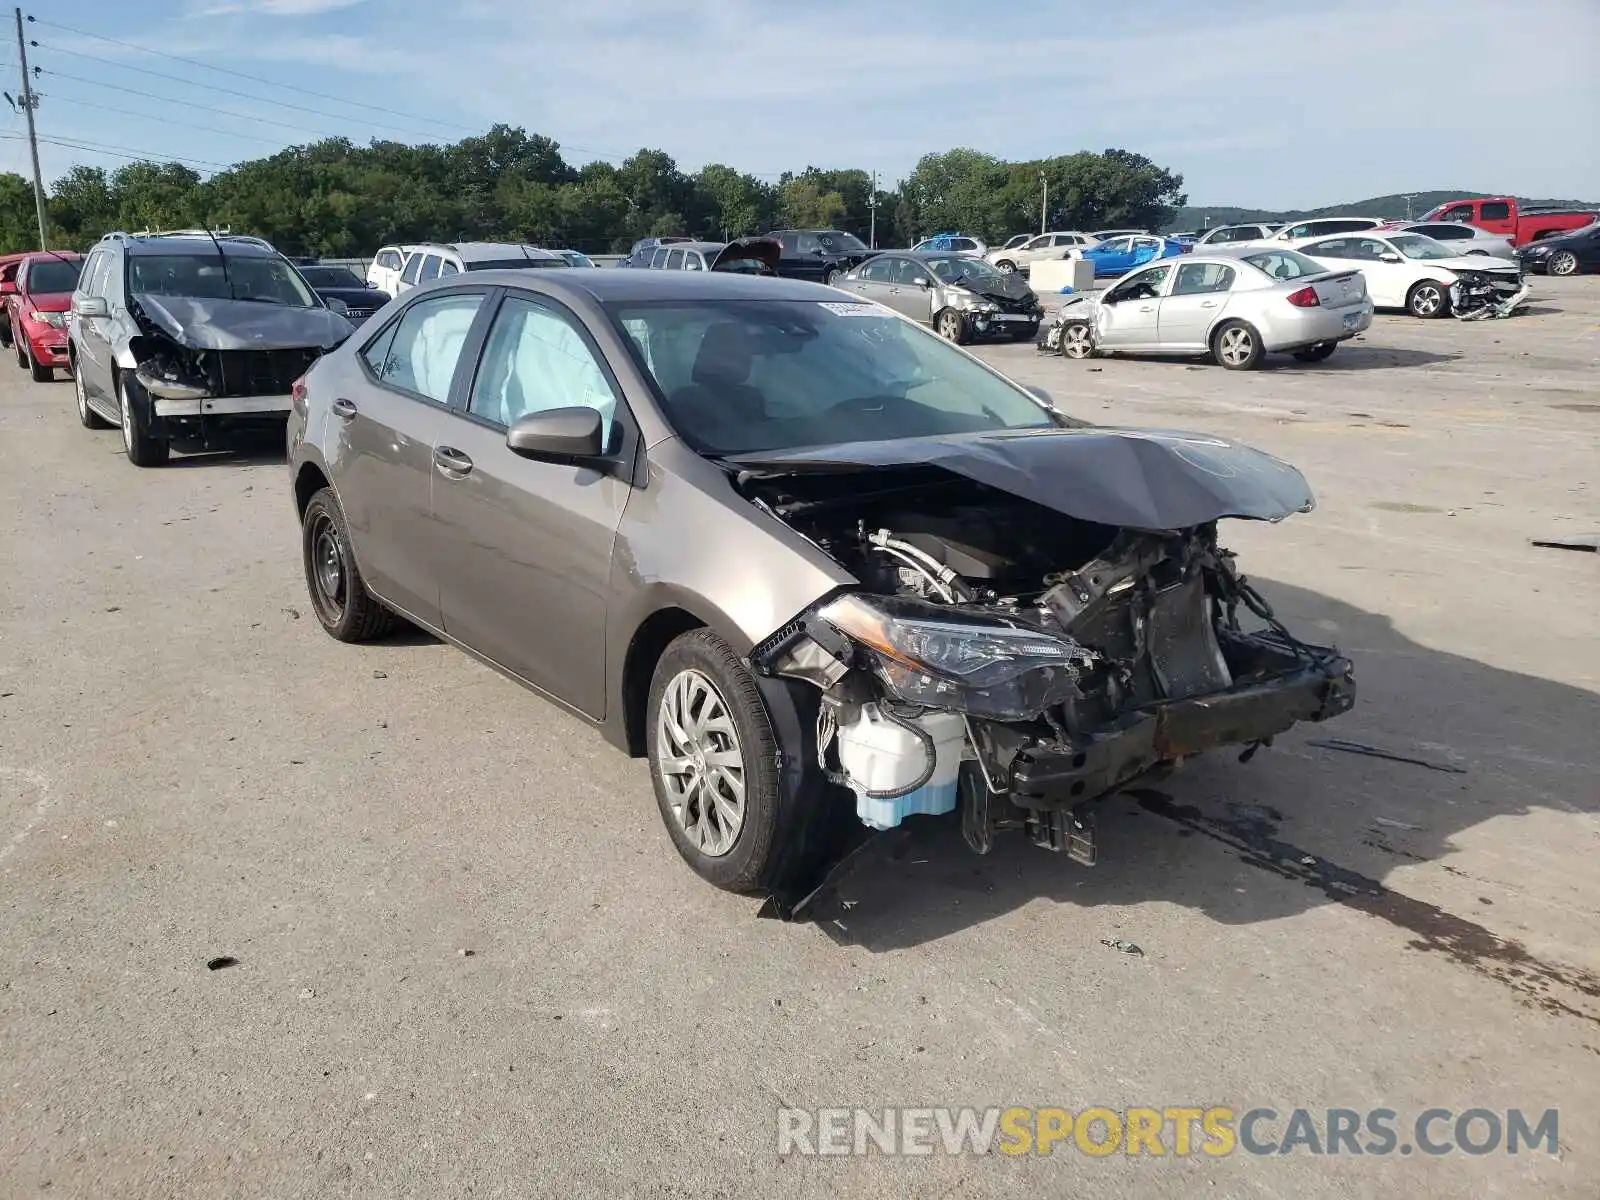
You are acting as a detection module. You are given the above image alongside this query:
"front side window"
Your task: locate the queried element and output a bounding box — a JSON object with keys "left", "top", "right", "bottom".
{"left": 1172, "top": 263, "right": 1234, "bottom": 295}
{"left": 649, "top": 248, "right": 670, "bottom": 269}
{"left": 1439, "top": 204, "right": 1474, "bottom": 222}
{"left": 301, "top": 265, "right": 364, "bottom": 288}
{"left": 1389, "top": 234, "right": 1456, "bottom": 261}
{"left": 1106, "top": 265, "right": 1170, "bottom": 303}
{"left": 611, "top": 299, "right": 1059, "bottom": 456}
{"left": 684, "top": 253, "right": 704, "bottom": 271}
{"left": 468, "top": 296, "right": 619, "bottom": 441}
{"left": 439, "top": 260, "right": 460, "bottom": 276}
{"left": 856, "top": 256, "right": 895, "bottom": 282}
{"left": 371, "top": 292, "right": 484, "bottom": 402}
{"left": 400, "top": 254, "right": 424, "bottom": 284}
{"left": 1301, "top": 238, "right": 1357, "bottom": 260}
{"left": 378, "top": 250, "right": 401, "bottom": 270}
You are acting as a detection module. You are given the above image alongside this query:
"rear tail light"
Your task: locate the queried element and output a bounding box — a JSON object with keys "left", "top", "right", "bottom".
{"left": 291, "top": 376, "right": 308, "bottom": 415}
{"left": 1286, "top": 286, "right": 1321, "bottom": 308}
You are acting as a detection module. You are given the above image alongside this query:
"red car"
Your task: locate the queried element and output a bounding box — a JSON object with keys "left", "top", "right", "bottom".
{"left": 1420, "top": 196, "right": 1596, "bottom": 248}
{"left": 3, "top": 251, "right": 83, "bottom": 382}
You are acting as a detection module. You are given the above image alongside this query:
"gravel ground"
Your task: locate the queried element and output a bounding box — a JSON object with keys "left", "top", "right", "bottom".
{"left": 1, "top": 275, "right": 1596, "bottom": 1199}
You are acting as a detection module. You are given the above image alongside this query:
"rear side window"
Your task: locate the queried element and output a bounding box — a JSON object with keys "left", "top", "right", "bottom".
{"left": 377, "top": 249, "right": 401, "bottom": 270}
{"left": 368, "top": 292, "right": 485, "bottom": 403}
{"left": 418, "top": 255, "right": 442, "bottom": 282}
{"left": 684, "top": 253, "right": 704, "bottom": 271}
{"left": 1480, "top": 201, "right": 1510, "bottom": 221}
{"left": 439, "top": 260, "right": 459, "bottom": 276}
{"left": 400, "top": 254, "right": 423, "bottom": 284}
{"left": 1172, "top": 263, "right": 1234, "bottom": 295}
{"left": 649, "top": 248, "right": 669, "bottom": 268}
{"left": 666, "top": 249, "right": 685, "bottom": 269}
{"left": 1425, "top": 224, "right": 1469, "bottom": 240}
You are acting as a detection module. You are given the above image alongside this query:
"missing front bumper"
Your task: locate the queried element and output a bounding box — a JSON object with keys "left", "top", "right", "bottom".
{"left": 1008, "top": 655, "right": 1356, "bottom": 809}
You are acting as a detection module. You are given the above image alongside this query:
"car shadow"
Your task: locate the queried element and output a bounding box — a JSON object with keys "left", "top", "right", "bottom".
{"left": 166, "top": 434, "right": 287, "bottom": 468}
{"left": 795, "top": 580, "right": 1600, "bottom": 1011}
{"left": 1263, "top": 346, "right": 1461, "bottom": 371}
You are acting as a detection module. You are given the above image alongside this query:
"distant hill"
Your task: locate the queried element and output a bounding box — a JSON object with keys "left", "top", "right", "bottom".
{"left": 1166, "top": 191, "right": 1600, "bottom": 232}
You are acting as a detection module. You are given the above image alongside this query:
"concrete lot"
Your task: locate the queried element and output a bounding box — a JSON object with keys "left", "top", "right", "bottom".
{"left": 1, "top": 277, "right": 1596, "bottom": 1199}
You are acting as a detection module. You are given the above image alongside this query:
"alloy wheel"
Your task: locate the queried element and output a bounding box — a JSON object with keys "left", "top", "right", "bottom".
{"left": 119, "top": 379, "right": 134, "bottom": 454}
{"left": 1219, "top": 326, "right": 1254, "bottom": 365}
{"left": 937, "top": 311, "right": 962, "bottom": 341}
{"left": 655, "top": 668, "right": 746, "bottom": 858}
{"left": 1549, "top": 251, "right": 1578, "bottom": 277}
{"left": 75, "top": 367, "right": 88, "bottom": 421}
{"left": 1061, "top": 323, "right": 1093, "bottom": 359}
{"left": 996, "top": 260, "right": 1016, "bottom": 273}
{"left": 1412, "top": 284, "right": 1443, "bottom": 316}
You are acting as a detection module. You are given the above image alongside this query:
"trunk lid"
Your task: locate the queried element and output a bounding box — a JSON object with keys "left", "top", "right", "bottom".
{"left": 1304, "top": 269, "right": 1366, "bottom": 309}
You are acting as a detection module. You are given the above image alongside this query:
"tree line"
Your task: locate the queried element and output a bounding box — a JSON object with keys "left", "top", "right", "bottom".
{"left": 0, "top": 125, "right": 1187, "bottom": 257}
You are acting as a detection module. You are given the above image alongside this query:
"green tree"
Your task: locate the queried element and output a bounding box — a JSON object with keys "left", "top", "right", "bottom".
{"left": 777, "top": 175, "right": 845, "bottom": 229}
{"left": 0, "top": 173, "right": 38, "bottom": 250}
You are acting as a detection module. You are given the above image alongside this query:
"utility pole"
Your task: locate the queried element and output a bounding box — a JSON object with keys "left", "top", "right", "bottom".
{"left": 867, "top": 170, "right": 878, "bottom": 249}
{"left": 13, "top": 8, "right": 46, "bottom": 248}
{"left": 1402, "top": 193, "right": 1415, "bottom": 220}
{"left": 1039, "top": 170, "right": 1048, "bottom": 235}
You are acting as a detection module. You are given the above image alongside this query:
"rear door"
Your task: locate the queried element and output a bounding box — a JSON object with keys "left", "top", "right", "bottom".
{"left": 887, "top": 257, "right": 937, "bottom": 322}
{"left": 1095, "top": 264, "right": 1172, "bottom": 348}
{"left": 1159, "top": 261, "right": 1236, "bottom": 348}
{"left": 430, "top": 290, "right": 635, "bottom": 717}
{"left": 839, "top": 253, "right": 897, "bottom": 306}
{"left": 331, "top": 289, "right": 492, "bottom": 628}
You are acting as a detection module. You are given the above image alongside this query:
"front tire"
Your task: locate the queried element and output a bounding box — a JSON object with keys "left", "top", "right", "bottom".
{"left": 820, "top": 267, "right": 838, "bottom": 287}
{"left": 646, "top": 629, "right": 785, "bottom": 893}
{"left": 1213, "top": 320, "right": 1263, "bottom": 370}
{"left": 995, "top": 259, "right": 1017, "bottom": 273}
{"left": 301, "top": 487, "right": 395, "bottom": 642}
{"left": 13, "top": 339, "right": 25, "bottom": 369}
{"left": 1292, "top": 341, "right": 1337, "bottom": 363}
{"left": 935, "top": 308, "right": 969, "bottom": 344}
{"left": 118, "top": 373, "right": 170, "bottom": 466}
{"left": 26, "top": 343, "right": 51, "bottom": 383}
{"left": 1548, "top": 250, "right": 1579, "bottom": 276}
{"left": 1058, "top": 319, "right": 1095, "bottom": 359}
{"left": 1407, "top": 279, "right": 1449, "bottom": 318}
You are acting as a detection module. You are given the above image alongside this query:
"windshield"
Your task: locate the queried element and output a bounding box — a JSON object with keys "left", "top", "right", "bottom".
{"left": 299, "top": 265, "right": 364, "bottom": 288}
{"left": 1389, "top": 234, "right": 1457, "bottom": 261}
{"left": 27, "top": 259, "right": 82, "bottom": 293}
{"left": 127, "top": 253, "right": 318, "bottom": 306}
{"left": 927, "top": 256, "right": 1002, "bottom": 285}
{"left": 814, "top": 231, "right": 868, "bottom": 253}
{"left": 1240, "top": 249, "right": 1326, "bottom": 280}
{"left": 611, "top": 299, "right": 1059, "bottom": 455}
{"left": 464, "top": 258, "right": 565, "bottom": 271}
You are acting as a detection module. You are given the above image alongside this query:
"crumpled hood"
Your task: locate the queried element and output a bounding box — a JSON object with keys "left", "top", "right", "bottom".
{"left": 728, "top": 425, "right": 1315, "bottom": 531}
{"left": 956, "top": 271, "right": 1034, "bottom": 303}
{"left": 133, "top": 295, "right": 353, "bottom": 351}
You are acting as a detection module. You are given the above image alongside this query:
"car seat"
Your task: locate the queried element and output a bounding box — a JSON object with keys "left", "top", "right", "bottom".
{"left": 667, "top": 322, "right": 769, "bottom": 450}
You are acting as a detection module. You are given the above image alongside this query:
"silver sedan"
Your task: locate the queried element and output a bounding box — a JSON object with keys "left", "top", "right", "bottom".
{"left": 1042, "top": 248, "right": 1374, "bottom": 370}
{"left": 1383, "top": 221, "right": 1517, "bottom": 260}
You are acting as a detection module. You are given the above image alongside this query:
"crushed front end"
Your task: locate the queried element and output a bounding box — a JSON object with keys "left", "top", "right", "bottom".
{"left": 746, "top": 463, "right": 1355, "bottom": 864}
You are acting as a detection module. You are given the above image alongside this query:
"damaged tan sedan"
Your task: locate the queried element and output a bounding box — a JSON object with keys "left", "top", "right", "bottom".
{"left": 287, "top": 269, "right": 1356, "bottom": 898}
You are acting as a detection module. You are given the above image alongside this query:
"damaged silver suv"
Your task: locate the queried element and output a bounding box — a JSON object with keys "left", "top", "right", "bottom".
{"left": 288, "top": 269, "right": 1355, "bottom": 899}
{"left": 68, "top": 232, "right": 355, "bottom": 466}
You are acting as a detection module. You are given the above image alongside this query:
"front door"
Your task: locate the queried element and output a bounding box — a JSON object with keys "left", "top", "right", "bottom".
{"left": 334, "top": 289, "right": 491, "bottom": 628}
{"left": 1095, "top": 264, "right": 1172, "bottom": 349}
{"left": 431, "top": 291, "right": 632, "bottom": 718}
{"left": 884, "top": 257, "right": 937, "bottom": 323}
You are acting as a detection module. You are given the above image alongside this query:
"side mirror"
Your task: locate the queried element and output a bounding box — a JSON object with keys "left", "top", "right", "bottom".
{"left": 365, "top": 280, "right": 378, "bottom": 289}
{"left": 506, "top": 406, "right": 606, "bottom": 463}
{"left": 1379, "top": 253, "right": 1402, "bottom": 264}
{"left": 73, "top": 296, "right": 109, "bottom": 318}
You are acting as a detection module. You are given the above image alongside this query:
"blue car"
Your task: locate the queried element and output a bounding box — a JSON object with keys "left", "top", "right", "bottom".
{"left": 1081, "top": 234, "right": 1187, "bottom": 278}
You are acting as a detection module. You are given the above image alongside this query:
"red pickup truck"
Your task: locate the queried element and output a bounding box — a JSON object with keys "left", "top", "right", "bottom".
{"left": 1421, "top": 196, "right": 1596, "bottom": 247}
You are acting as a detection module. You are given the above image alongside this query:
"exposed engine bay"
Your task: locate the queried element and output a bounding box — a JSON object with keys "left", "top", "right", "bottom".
{"left": 1449, "top": 270, "right": 1531, "bottom": 321}
{"left": 745, "top": 465, "right": 1356, "bottom": 862}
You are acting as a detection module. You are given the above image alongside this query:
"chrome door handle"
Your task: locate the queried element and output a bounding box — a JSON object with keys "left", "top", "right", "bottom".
{"left": 331, "top": 398, "right": 357, "bottom": 420}
{"left": 433, "top": 446, "right": 473, "bottom": 476}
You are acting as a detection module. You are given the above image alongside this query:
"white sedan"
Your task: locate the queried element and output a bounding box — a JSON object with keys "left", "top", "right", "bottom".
{"left": 1291, "top": 230, "right": 1526, "bottom": 317}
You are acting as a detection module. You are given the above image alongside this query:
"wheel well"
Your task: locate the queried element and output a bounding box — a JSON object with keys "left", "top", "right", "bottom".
{"left": 621, "top": 608, "right": 705, "bottom": 757}
{"left": 295, "top": 463, "right": 331, "bottom": 517}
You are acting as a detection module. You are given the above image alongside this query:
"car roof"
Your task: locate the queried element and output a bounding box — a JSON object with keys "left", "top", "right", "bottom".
{"left": 123, "top": 236, "right": 281, "bottom": 258}
{"left": 20, "top": 250, "right": 83, "bottom": 262}
{"left": 449, "top": 268, "right": 839, "bottom": 303}
{"left": 657, "top": 241, "right": 725, "bottom": 253}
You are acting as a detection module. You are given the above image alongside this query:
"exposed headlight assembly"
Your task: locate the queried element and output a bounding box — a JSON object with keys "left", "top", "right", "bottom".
{"left": 818, "top": 593, "right": 1092, "bottom": 720}
{"left": 29, "top": 311, "right": 66, "bottom": 327}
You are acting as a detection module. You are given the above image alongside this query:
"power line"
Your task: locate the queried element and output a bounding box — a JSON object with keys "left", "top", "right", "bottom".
{"left": 38, "top": 69, "right": 356, "bottom": 143}
{"left": 33, "top": 42, "right": 454, "bottom": 144}
{"left": 1, "top": 130, "right": 231, "bottom": 170}
{"left": 41, "top": 92, "right": 305, "bottom": 149}
{"left": 29, "top": 15, "right": 470, "bottom": 136}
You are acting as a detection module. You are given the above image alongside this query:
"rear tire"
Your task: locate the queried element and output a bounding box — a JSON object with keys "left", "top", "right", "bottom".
{"left": 13, "top": 340, "right": 24, "bottom": 369}
{"left": 301, "top": 487, "right": 395, "bottom": 643}
{"left": 995, "top": 259, "right": 1017, "bottom": 273}
{"left": 118, "top": 373, "right": 170, "bottom": 466}
{"left": 646, "top": 629, "right": 786, "bottom": 893}
{"left": 75, "top": 359, "right": 110, "bottom": 428}
{"left": 1407, "top": 279, "right": 1449, "bottom": 318}
{"left": 820, "top": 267, "right": 838, "bottom": 287}
{"left": 1212, "top": 319, "right": 1263, "bottom": 370}
{"left": 1292, "top": 341, "right": 1337, "bottom": 363}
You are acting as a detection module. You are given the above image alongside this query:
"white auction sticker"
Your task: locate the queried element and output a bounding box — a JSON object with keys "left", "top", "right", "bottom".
{"left": 817, "top": 301, "right": 890, "bottom": 317}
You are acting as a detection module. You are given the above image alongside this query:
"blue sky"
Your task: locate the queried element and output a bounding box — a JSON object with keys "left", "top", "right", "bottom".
{"left": 6, "top": 0, "right": 1598, "bottom": 208}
